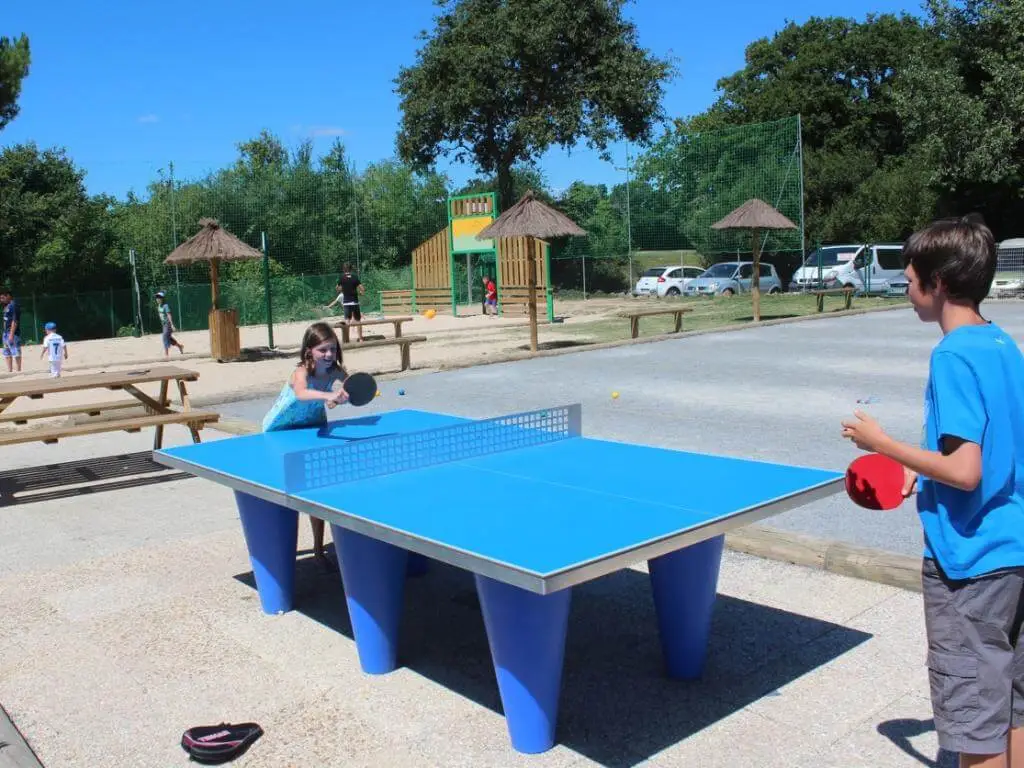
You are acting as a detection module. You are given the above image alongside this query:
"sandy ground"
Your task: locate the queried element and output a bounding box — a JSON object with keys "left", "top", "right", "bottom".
{"left": 0, "top": 298, "right": 649, "bottom": 425}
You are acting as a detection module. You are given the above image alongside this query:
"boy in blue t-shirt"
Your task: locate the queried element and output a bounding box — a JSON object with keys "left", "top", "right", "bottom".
{"left": 842, "top": 214, "right": 1024, "bottom": 766}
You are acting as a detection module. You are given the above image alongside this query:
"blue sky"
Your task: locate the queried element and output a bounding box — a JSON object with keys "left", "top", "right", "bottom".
{"left": 3, "top": 0, "right": 919, "bottom": 201}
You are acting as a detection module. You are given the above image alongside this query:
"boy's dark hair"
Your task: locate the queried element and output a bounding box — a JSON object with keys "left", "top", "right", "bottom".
{"left": 903, "top": 214, "right": 997, "bottom": 305}
{"left": 0, "top": 288, "right": 10, "bottom": 297}
{"left": 298, "top": 321, "right": 345, "bottom": 376}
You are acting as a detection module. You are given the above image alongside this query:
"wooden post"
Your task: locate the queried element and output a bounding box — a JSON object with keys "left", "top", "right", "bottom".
{"left": 750, "top": 229, "right": 761, "bottom": 323}
{"left": 210, "top": 258, "right": 220, "bottom": 311}
{"left": 527, "top": 243, "right": 539, "bottom": 353}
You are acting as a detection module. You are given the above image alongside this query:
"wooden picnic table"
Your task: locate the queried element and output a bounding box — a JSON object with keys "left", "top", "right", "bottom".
{"left": 333, "top": 315, "right": 413, "bottom": 343}
{"left": 0, "top": 365, "right": 218, "bottom": 449}
{"left": 617, "top": 307, "right": 694, "bottom": 339}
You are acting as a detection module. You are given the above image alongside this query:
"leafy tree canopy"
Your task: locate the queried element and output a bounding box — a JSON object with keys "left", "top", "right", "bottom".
{"left": 395, "top": 0, "right": 674, "bottom": 211}
{"left": 0, "top": 34, "right": 30, "bottom": 132}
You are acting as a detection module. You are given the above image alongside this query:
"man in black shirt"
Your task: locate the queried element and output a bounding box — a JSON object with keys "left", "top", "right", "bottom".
{"left": 325, "top": 263, "right": 366, "bottom": 341}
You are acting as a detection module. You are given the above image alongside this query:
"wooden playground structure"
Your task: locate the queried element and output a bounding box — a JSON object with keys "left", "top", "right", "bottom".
{"left": 379, "top": 194, "right": 555, "bottom": 321}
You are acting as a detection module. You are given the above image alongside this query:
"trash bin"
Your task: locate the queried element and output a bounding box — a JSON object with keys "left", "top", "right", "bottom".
{"left": 209, "top": 308, "right": 241, "bottom": 361}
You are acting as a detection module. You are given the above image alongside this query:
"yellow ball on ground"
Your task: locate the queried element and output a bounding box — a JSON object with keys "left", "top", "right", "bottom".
{"left": 424, "top": 308, "right": 436, "bottom": 319}
{"left": 375, "top": 391, "right": 382, "bottom": 397}
{"left": 611, "top": 391, "right": 620, "bottom": 399}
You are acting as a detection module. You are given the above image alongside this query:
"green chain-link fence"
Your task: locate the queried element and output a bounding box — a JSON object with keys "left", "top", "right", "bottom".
{"left": 10, "top": 116, "right": 804, "bottom": 343}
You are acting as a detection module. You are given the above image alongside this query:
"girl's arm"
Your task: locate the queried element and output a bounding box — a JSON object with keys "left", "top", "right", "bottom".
{"left": 289, "top": 368, "right": 336, "bottom": 403}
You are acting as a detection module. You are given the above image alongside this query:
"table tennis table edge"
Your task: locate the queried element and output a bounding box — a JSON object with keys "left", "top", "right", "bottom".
{"left": 153, "top": 448, "right": 555, "bottom": 593}
{"left": 156, "top": 449, "right": 844, "bottom": 595}
{"left": 538, "top": 474, "right": 844, "bottom": 592}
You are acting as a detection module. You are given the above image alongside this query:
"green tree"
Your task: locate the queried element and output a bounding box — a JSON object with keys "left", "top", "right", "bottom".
{"left": 356, "top": 160, "right": 449, "bottom": 269}
{"left": 0, "top": 34, "right": 30, "bottom": 131}
{"left": 636, "top": 116, "right": 804, "bottom": 256}
{"left": 395, "top": 0, "right": 674, "bottom": 212}
{"left": 681, "top": 14, "right": 936, "bottom": 244}
{"left": 0, "top": 143, "right": 118, "bottom": 291}
{"left": 895, "top": 0, "right": 1024, "bottom": 234}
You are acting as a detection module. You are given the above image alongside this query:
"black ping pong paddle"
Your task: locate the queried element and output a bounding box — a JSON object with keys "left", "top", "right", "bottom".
{"left": 339, "top": 372, "right": 377, "bottom": 407}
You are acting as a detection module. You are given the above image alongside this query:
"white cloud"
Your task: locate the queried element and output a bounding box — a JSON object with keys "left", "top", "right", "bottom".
{"left": 292, "top": 124, "right": 347, "bottom": 138}
{"left": 137, "top": 114, "right": 159, "bottom": 124}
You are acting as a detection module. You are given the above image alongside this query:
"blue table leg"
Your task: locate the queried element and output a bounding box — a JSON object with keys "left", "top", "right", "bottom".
{"left": 475, "top": 576, "right": 572, "bottom": 754}
{"left": 648, "top": 534, "right": 725, "bottom": 679}
{"left": 234, "top": 491, "right": 299, "bottom": 615}
{"left": 406, "top": 551, "right": 429, "bottom": 578}
{"left": 332, "top": 525, "right": 408, "bottom": 675}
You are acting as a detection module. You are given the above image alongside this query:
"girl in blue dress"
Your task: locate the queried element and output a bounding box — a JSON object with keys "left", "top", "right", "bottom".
{"left": 262, "top": 321, "right": 349, "bottom": 569}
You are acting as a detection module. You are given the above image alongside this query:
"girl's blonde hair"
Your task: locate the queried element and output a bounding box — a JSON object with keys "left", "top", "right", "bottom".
{"left": 298, "top": 322, "right": 345, "bottom": 377}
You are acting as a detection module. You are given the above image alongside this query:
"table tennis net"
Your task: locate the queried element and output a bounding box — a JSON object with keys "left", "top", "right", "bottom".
{"left": 283, "top": 404, "right": 582, "bottom": 492}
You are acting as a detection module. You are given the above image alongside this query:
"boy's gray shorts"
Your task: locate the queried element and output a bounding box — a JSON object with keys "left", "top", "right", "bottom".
{"left": 923, "top": 557, "right": 1024, "bottom": 754}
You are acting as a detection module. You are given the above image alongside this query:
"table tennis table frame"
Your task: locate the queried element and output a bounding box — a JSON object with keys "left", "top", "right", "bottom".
{"left": 155, "top": 410, "right": 842, "bottom": 756}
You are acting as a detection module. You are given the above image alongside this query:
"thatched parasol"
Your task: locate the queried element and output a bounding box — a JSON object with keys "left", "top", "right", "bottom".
{"left": 711, "top": 199, "right": 797, "bottom": 322}
{"left": 476, "top": 191, "right": 588, "bottom": 352}
{"left": 476, "top": 190, "right": 588, "bottom": 240}
{"left": 164, "top": 218, "right": 263, "bottom": 309}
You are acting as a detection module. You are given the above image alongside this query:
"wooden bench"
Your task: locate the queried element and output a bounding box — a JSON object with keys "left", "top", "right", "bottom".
{"left": 333, "top": 315, "right": 413, "bottom": 343}
{"left": 342, "top": 335, "right": 427, "bottom": 371}
{"left": 617, "top": 307, "right": 694, "bottom": 339}
{"left": 812, "top": 287, "right": 855, "bottom": 312}
{"left": 379, "top": 288, "right": 452, "bottom": 315}
{"left": 0, "top": 366, "right": 213, "bottom": 449}
{"left": 0, "top": 399, "right": 143, "bottom": 425}
{"left": 0, "top": 410, "right": 219, "bottom": 447}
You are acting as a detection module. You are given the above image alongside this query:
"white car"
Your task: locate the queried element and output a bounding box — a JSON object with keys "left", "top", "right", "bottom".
{"left": 633, "top": 265, "right": 704, "bottom": 297}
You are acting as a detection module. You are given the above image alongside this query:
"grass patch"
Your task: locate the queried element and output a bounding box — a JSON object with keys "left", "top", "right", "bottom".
{"left": 561, "top": 293, "right": 909, "bottom": 344}
{"left": 632, "top": 250, "right": 702, "bottom": 271}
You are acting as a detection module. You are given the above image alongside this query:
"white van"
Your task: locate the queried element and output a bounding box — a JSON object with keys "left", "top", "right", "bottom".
{"left": 989, "top": 238, "right": 1024, "bottom": 297}
{"left": 789, "top": 243, "right": 904, "bottom": 294}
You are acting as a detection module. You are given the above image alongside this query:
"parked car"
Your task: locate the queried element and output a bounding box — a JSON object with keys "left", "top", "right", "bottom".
{"left": 886, "top": 275, "right": 909, "bottom": 297}
{"left": 634, "top": 266, "right": 672, "bottom": 296}
{"left": 684, "top": 261, "right": 783, "bottom": 296}
{"left": 657, "top": 266, "right": 705, "bottom": 297}
{"left": 789, "top": 243, "right": 904, "bottom": 294}
{"left": 633, "top": 265, "right": 705, "bottom": 297}
{"left": 989, "top": 238, "right": 1024, "bottom": 298}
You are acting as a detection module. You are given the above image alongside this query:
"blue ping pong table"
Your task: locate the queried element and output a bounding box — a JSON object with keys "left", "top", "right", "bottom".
{"left": 154, "top": 405, "right": 843, "bottom": 755}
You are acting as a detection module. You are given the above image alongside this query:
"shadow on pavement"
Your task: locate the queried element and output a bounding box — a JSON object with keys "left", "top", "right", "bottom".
{"left": 236, "top": 554, "right": 874, "bottom": 767}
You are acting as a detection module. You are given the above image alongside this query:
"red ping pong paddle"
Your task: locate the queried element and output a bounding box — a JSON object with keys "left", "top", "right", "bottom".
{"left": 845, "top": 453, "right": 907, "bottom": 510}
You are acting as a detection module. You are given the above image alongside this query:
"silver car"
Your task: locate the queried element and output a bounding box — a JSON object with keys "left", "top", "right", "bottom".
{"left": 684, "top": 261, "right": 783, "bottom": 296}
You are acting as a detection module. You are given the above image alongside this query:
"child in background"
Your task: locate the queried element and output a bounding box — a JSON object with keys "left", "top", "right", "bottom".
{"left": 155, "top": 291, "right": 185, "bottom": 356}
{"left": 262, "top": 322, "right": 350, "bottom": 570}
{"left": 484, "top": 275, "right": 497, "bottom": 316}
{"left": 39, "top": 321, "right": 67, "bottom": 377}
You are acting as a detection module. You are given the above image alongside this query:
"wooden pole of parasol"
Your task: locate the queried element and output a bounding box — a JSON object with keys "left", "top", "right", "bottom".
{"left": 210, "top": 258, "right": 220, "bottom": 311}
{"left": 750, "top": 229, "right": 761, "bottom": 323}
{"left": 528, "top": 239, "right": 540, "bottom": 352}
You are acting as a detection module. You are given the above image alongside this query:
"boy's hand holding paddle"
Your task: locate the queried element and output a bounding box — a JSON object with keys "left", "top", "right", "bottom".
{"left": 841, "top": 409, "right": 916, "bottom": 510}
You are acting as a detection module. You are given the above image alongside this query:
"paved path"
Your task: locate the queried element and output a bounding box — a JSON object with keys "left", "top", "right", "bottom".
{"left": 0, "top": 431, "right": 953, "bottom": 767}
{"left": 216, "top": 302, "right": 1024, "bottom": 559}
